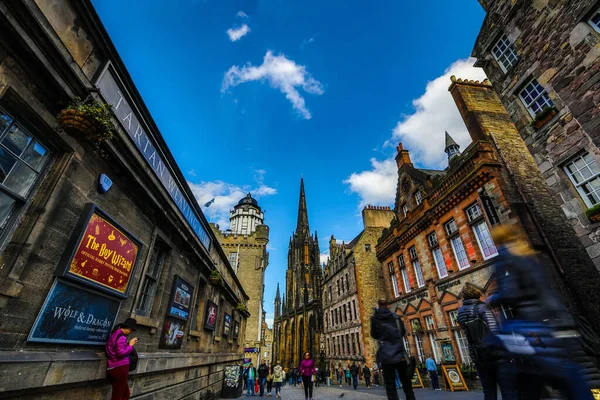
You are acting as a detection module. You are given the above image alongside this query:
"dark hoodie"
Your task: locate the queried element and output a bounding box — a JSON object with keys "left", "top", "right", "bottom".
{"left": 370, "top": 306, "right": 406, "bottom": 365}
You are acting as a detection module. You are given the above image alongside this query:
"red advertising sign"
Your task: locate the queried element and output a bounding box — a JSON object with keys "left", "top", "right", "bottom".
{"left": 60, "top": 204, "right": 142, "bottom": 298}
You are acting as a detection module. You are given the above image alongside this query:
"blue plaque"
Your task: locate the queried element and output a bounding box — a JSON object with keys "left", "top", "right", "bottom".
{"left": 98, "top": 174, "right": 113, "bottom": 193}
{"left": 28, "top": 279, "right": 121, "bottom": 345}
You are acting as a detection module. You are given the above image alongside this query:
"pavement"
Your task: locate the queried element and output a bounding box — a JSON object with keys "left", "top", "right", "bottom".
{"left": 237, "top": 384, "right": 484, "bottom": 400}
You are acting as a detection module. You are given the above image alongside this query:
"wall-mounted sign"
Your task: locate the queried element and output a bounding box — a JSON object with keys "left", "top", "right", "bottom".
{"left": 98, "top": 174, "right": 112, "bottom": 193}
{"left": 441, "top": 365, "right": 468, "bottom": 392}
{"left": 28, "top": 279, "right": 120, "bottom": 345}
{"left": 441, "top": 342, "right": 456, "bottom": 364}
{"left": 166, "top": 275, "right": 194, "bottom": 321}
{"left": 223, "top": 313, "right": 231, "bottom": 337}
{"left": 479, "top": 190, "right": 500, "bottom": 226}
{"left": 57, "top": 204, "right": 142, "bottom": 298}
{"left": 204, "top": 300, "right": 218, "bottom": 331}
{"left": 400, "top": 290, "right": 428, "bottom": 305}
{"left": 244, "top": 347, "right": 259, "bottom": 353}
{"left": 96, "top": 65, "right": 211, "bottom": 252}
{"left": 158, "top": 316, "right": 186, "bottom": 349}
{"left": 437, "top": 279, "right": 461, "bottom": 293}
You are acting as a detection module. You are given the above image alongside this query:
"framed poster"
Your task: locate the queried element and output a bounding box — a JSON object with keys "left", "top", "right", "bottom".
{"left": 411, "top": 369, "right": 423, "bottom": 388}
{"left": 167, "top": 275, "right": 194, "bottom": 321}
{"left": 158, "top": 316, "right": 186, "bottom": 349}
{"left": 57, "top": 203, "right": 142, "bottom": 298}
{"left": 441, "top": 365, "right": 468, "bottom": 392}
{"left": 28, "top": 279, "right": 121, "bottom": 345}
{"left": 441, "top": 342, "right": 456, "bottom": 364}
{"left": 223, "top": 313, "right": 232, "bottom": 337}
{"left": 233, "top": 320, "right": 240, "bottom": 340}
{"left": 204, "top": 300, "right": 218, "bottom": 331}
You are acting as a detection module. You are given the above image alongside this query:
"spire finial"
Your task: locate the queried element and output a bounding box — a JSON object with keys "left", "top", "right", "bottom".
{"left": 296, "top": 178, "right": 309, "bottom": 233}
{"left": 444, "top": 131, "right": 461, "bottom": 161}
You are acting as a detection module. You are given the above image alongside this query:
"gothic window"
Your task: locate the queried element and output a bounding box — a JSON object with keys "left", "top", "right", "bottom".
{"left": 356, "top": 332, "right": 361, "bottom": 353}
{"left": 564, "top": 152, "right": 600, "bottom": 207}
{"left": 518, "top": 79, "right": 555, "bottom": 118}
{"left": 343, "top": 304, "right": 348, "bottom": 323}
{"left": 491, "top": 34, "right": 518, "bottom": 73}
{"left": 337, "top": 279, "right": 341, "bottom": 296}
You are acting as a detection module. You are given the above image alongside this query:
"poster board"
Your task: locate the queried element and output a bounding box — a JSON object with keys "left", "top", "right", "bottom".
{"left": 441, "top": 342, "right": 456, "bottom": 364}
{"left": 204, "top": 300, "right": 218, "bottom": 331}
{"left": 166, "top": 275, "right": 194, "bottom": 321}
{"left": 411, "top": 369, "right": 424, "bottom": 388}
{"left": 441, "top": 365, "right": 468, "bottom": 392}
{"left": 57, "top": 203, "right": 142, "bottom": 298}
{"left": 223, "top": 313, "right": 231, "bottom": 337}
{"left": 158, "top": 316, "right": 185, "bottom": 349}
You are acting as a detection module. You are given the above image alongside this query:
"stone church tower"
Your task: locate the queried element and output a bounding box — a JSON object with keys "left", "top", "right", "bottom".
{"left": 273, "top": 179, "right": 323, "bottom": 368}
{"left": 212, "top": 194, "right": 269, "bottom": 365}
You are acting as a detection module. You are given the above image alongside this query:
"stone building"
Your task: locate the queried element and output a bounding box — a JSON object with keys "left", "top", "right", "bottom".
{"left": 261, "top": 324, "right": 273, "bottom": 367}
{"left": 212, "top": 193, "right": 269, "bottom": 366}
{"left": 376, "top": 76, "right": 600, "bottom": 380}
{"left": 273, "top": 179, "right": 323, "bottom": 369}
{"left": 472, "top": 1, "right": 600, "bottom": 273}
{"left": 0, "top": 1, "right": 249, "bottom": 398}
{"left": 321, "top": 205, "right": 394, "bottom": 372}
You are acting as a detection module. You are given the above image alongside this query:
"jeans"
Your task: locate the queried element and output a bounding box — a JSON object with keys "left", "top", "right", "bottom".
{"left": 428, "top": 370, "right": 440, "bottom": 390}
{"left": 247, "top": 379, "right": 255, "bottom": 396}
{"left": 275, "top": 382, "right": 282, "bottom": 395}
{"left": 352, "top": 375, "right": 358, "bottom": 389}
{"left": 382, "top": 361, "right": 415, "bottom": 400}
{"left": 475, "top": 361, "right": 517, "bottom": 400}
{"left": 259, "top": 377, "right": 266, "bottom": 396}
{"left": 107, "top": 365, "right": 130, "bottom": 400}
{"left": 365, "top": 376, "right": 371, "bottom": 387}
{"left": 266, "top": 379, "right": 273, "bottom": 394}
{"left": 394, "top": 371, "right": 401, "bottom": 389}
{"left": 301, "top": 375, "right": 313, "bottom": 399}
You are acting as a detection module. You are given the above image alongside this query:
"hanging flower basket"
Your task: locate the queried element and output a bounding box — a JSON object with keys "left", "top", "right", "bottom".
{"left": 585, "top": 204, "right": 600, "bottom": 223}
{"left": 209, "top": 269, "right": 224, "bottom": 286}
{"left": 236, "top": 303, "right": 250, "bottom": 317}
{"left": 57, "top": 97, "right": 116, "bottom": 142}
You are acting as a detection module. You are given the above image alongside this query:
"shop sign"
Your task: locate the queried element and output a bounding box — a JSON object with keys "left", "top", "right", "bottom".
{"left": 28, "top": 279, "right": 121, "bottom": 345}
{"left": 244, "top": 347, "right": 259, "bottom": 353}
{"left": 436, "top": 279, "right": 461, "bottom": 293}
{"left": 57, "top": 203, "right": 142, "bottom": 298}
{"left": 166, "top": 275, "right": 194, "bottom": 321}
{"left": 400, "top": 291, "right": 428, "bottom": 305}
{"left": 479, "top": 190, "right": 500, "bottom": 226}
{"left": 96, "top": 65, "right": 211, "bottom": 252}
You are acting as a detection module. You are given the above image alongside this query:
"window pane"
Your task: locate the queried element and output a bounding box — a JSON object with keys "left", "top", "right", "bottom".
{"left": 451, "top": 236, "right": 470, "bottom": 269}
{"left": 433, "top": 248, "right": 448, "bottom": 278}
{"left": 4, "top": 161, "right": 38, "bottom": 197}
{"left": 0, "top": 111, "right": 12, "bottom": 135}
{"left": 0, "top": 146, "right": 18, "bottom": 182}
{"left": 21, "top": 142, "right": 48, "bottom": 172}
{"left": 0, "top": 190, "right": 16, "bottom": 228}
{"left": 3, "top": 125, "right": 32, "bottom": 156}
{"left": 474, "top": 222, "right": 498, "bottom": 259}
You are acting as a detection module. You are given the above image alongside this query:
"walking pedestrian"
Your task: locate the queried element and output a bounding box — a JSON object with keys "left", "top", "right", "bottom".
{"left": 370, "top": 298, "right": 415, "bottom": 400}
{"left": 244, "top": 363, "right": 257, "bottom": 396}
{"left": 373, "top": 368, "right": 380, "bottom": 387}
{"left": 299, "top": 351, "right": 316, "bottom": 400}
{"left": 266, "top": 366, "right": 274, "bottom": 396}
{"left": 258, "top": 361, "right": 269, "bottom": 396}
{"left": 337, "top": 364, "right": 343, "bottom": 387}
{"left": 345, "top": 367, "right": 351, "bottom": 386}
{"left": 457, "top": 283, "right": 516, "bottom": 400}
{"left": 350, "top": 362, "right": 359, "bottom": 389}
{"left": 424, "top": 355, "right": 440, "bottom": 391}
{"left": 363, "top": 364, "right": 371, "bottom": 388}
{"left": 105, "top": 318, "right": 138, "bottom": 400}
{"left": 489, "top": 226, "right": 594, "bottom": 400}
{"left": 273, "top": 363, "right": 286, "bottom": 398}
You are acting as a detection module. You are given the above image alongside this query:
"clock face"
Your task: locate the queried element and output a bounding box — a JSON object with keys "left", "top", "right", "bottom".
{"left": 448, "top": 370, "right": 460, "bottom": 383}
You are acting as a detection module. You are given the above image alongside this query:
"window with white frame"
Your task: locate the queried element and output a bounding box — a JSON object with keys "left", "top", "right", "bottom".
{"left": 445, "top": 219, "right": 458, "bottom": 236}
{"left": 564, "top": 152, "right": 600, "bottom": 207}
{"left": 454, "top": 330, "right": 472, "bottom": 364}
{"left": 415, "top": 334, "right": 425, "bottom": 362}
{"left": 412, "top": 259, "right": 425, "bottom": 288}
{"left": 491, "top": 34, "right": 518, "bottom": 72}
{"left": 424, "top": 315, "right": 435, "bottom": 331}
{"left": 449, "top": 310, "right": 459, "bottom": 327}
{"left": 401, "top": 266, "right": 411, "bottom": 293}
{"left": 415, "top": 191, "right": 422, "bottom": 206}
{"left": 403, "top": 204, "right": 408, "bottom": 217}
{"left": 429, "top": 333, "right": 442, "bottom": 364}
{"left": 427, "top": 232, "right": 438, "bottom": 248}
{"left": 403, "top": 337, "right": 411, "bottom": 356}
{"left": 588, "top": 7, "right": 600, "bottom": 34}
{"left": 467, "top": 203, "right": 498, "bottom": 259}
{"left": 466, "top": 203, "right": 483, "bottom": 222}
{"left": 228, "top": 252, "right": 238, "bottom": 268}
{"left": 388, "top": 261, "right": 400, "bottom": 298}
{"left": 0, "top": 109, "right": 51, "bottom": 234}
{"left": 432, "top": 247, "right": 448, "bottom": 278}
{"left": 450, "top": 235, "right": 470, "bottom": 270}
{"left": 518, "top": 79, "right": 555, "bottom": 117}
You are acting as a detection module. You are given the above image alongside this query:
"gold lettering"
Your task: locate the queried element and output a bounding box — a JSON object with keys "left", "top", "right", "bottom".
{"left": 85, "top": 235, "right": 99, "bottom": 250}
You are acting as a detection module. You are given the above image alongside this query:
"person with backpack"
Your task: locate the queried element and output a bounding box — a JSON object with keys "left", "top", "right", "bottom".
{"left": 370, "top": 298, "right": 415, "bottom": 400}
{"left": 258, "top": 361, "right": 269, "bottom": 396}
{"left": 273, "top": 363, "right": 285, "bottom": 398}
{"left": 457, "top": 283, "right": 517, "bottom": 400}
{"left": 105, "top": 318, "right": 138, "bottom": 400}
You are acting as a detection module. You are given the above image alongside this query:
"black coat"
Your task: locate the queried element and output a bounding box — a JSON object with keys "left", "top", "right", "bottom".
{"left": 349, "top": 364, "right": 359, "bottom": 377}
{"left": 362, "top": 366, "right": 371, "bottom": 378}
{"left": 370, "top": 307, "right": 406, "bottom": 365}
{"left": 258, "top": 364, "right": 269, "bottom": 378}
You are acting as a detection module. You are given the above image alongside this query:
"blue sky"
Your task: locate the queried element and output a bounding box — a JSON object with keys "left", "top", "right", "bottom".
{"left": 92, "top": 0, "right": 486, "bottom": 326}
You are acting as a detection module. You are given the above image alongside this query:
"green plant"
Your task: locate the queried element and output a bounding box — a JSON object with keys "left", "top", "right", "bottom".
{"left": 236, "top": 303, "right": 249, "bottom": 313}
{"left": 585, "top": 204, "right": 600, "bottom": 220}
{"left": 460, "top": 363, "right": 477, "bottom": 378}
{"left": 411, "top": 320, "right": 424, "bottom": 335}
{"left": 417, "top": 362, "right": 426, "bottom": 372}
{"left": 209, "top": 269, "right": 223, "bottom": 286}
{"left": 529, "top": 106, "right": 557, "bottom": 126}
{"left": 58, "top": 97, "right": 116, "bottom": 141}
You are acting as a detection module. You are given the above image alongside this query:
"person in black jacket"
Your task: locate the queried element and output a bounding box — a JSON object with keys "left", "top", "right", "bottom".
{"left": 257, "top": 361, "right": 269, "bottom": 397}
{"left": 457, "top": 283, "right": 517, "bottom": 400}
{"left": 350, "top": 362, "right": 359, "bottom": 389}
{"left": 362, "top": 364, "right": 372, "bottom": 388}
{"left": 371, "top": 298, "right": 415, "bottom": 400}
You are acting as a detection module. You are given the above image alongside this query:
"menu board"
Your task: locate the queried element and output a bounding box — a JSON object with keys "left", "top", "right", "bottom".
{"left": 442, "top": 365, "right": 468, "bottom": 392}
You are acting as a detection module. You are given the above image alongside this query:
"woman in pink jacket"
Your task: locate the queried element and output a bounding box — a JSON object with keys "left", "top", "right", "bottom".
{"left": 299, "top": 352, "right": 316, "bottom": 400}
{"left": 105, "top": 318, "right": 138, "bottom": 400}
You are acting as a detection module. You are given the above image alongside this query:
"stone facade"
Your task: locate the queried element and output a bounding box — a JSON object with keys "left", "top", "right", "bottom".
{"left": 0, "top": 1, "right": 248, "bottom": 398}
{"left": 322, "top": 206, "right": 394, "bottom": 371}
{"left": 212, "top": 194, "right": 269, "bottom": 366}
{"left": 260, "top": 325, "right": 273, "bottom": 367}
{"left": 273, "top": 179, "right": 323, "bottom": 369}
{"left": 377, "top": 76, "right": 600, "bottom": 374}
{"left": 472, "top": 1, "right": 600, "bottom": 273}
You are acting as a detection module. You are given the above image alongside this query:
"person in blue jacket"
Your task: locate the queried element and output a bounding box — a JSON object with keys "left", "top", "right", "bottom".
{"left": 425, "top": 355, "right": 440, "bottom": 391}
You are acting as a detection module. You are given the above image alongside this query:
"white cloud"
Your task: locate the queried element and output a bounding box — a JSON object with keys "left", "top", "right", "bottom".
{"left": 222, "top": 51, "right": 324, "bottom": 119}
{"left": 301, "top": 37, "right": 315, "bottom": 49}
{"left": 320, "top": 251, "right": 330, "bottom": 266}
{"left": 227, "top": 24, "right": 251, "bottom": 42}
{"left": 389, "top": 58, "right": 487, "bottom": 168}
{"left": 237, "top": 11, "right": 249, "bottom": 18}
{"left": 187, "top": 169, "right": 197, "bottom": 177}
{"left": 344, "top": 158, "right": 397, "bottom": 208}
{"left": 265, "top": 313, "right": 274, "bottom": 328}
{"left": 188, "top": 180, "right": 277, "bottom": 229}
{"left": 344, "top": 58, "right": 487, "bottom": 209}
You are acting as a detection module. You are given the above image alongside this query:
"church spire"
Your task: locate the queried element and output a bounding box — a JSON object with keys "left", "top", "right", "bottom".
{"left": 444, "top": 131, "right": 461, "bottom": 161}
{"left": 275, "top": 283, "right": 281, "bottom": 300}
{"left": 296, "top": 178, "right": 309, "bottom": 233}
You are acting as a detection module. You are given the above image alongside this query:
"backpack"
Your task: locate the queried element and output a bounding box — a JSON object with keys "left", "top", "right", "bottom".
{"left": 274, "top": 369, "right": 282, "bottom": 379}
{"left": 462, "top": 304, "right": 503, "bottom": 363}
{"left": 116, "top": 332, "right": 138, "bottom": 371}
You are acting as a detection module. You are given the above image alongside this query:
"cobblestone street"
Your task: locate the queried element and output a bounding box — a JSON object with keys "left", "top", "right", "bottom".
{"left": 237, "top": 384, "right": 484, "bottom": 400}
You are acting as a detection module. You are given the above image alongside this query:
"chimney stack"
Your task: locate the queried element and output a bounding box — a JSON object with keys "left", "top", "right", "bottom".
{"left": 395, "top": 143, "right": 412, "bottom": 169}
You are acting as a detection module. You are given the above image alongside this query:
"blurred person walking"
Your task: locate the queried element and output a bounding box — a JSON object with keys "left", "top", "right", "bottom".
{"left": 299, "top": 352, "right": 316, "bottom": 400}
{"left": 424, "top": 355, "right": 440, "bottom": 391}
{"left": 371, "top": 298, "right": 415, "bottom": 400}
{"left": 273, "top": 363, "right": 285, "bottom": 398}
{"left": 258, "top": 361, "right": 269, "bottom": 397}
{"left": 244, "top": 363, "right": 257, "bottom": 396}
{"left": 363, "top": 363, "right": 372, "bottom": 388}
{"left": 489, "top": 226, "right": 594, "bottom": 400}
{"left": 457, "top": 283, "right": 517, "bottom": 400}
{"left": 350, "top": 362, "right": 359, "bottom": 389}
{"left": 266, "top": 366, "right": 274, "bottom": 396}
